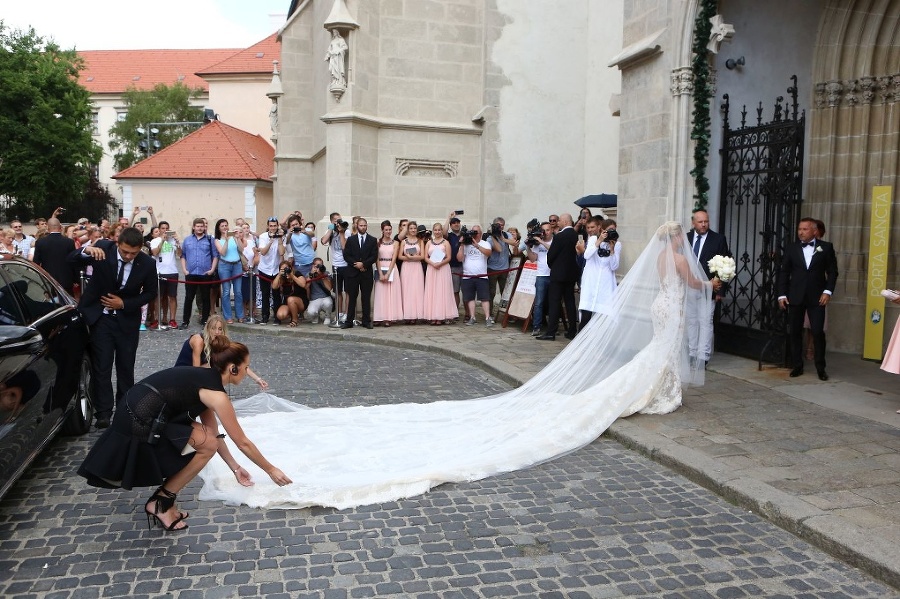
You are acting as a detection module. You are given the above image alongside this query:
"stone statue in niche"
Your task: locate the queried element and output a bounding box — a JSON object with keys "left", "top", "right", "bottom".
{"left": 269, "top": 100, "right": 278, "bottom": 135}
{"left": 325, "top": 30, "right": 348, "bottom": 92}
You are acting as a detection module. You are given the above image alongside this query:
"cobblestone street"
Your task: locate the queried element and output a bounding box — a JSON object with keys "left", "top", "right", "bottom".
{"left": 0, "top": 329, "right": 895, "bottom": 598}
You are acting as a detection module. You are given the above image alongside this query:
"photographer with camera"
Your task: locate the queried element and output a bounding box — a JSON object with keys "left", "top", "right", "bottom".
{"left": 271, "top": 259, "right": 307, "bottom": 327}
{"left": 444, "top": 213, "right": 465, "bottom": 320}
{"left": 304, "top": 257, "right": 334, "bottom": 325}
{"left": 456, "top": 225, "right": 494, "bottom": 326}
{"left": 525, "top": 221, "right": 553, "bottom": 336}
{"left": 284, "top": 214, "right": 317, "bottom": 278}
{"left": 486, "top": 217, "right": 519, "bottom": 314}
{"left": 321, "top": 212, "right": 350, "bottom": 322}
{"left": 255, "top": 218, "right": 286, "bottom": 325}
{"left": 576, "top": 217, "right": 619, "bottom": 331}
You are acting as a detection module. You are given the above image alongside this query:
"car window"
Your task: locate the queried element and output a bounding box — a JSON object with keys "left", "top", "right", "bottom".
{"left": 0, "top": 264, "right": 64, "bottom": 325}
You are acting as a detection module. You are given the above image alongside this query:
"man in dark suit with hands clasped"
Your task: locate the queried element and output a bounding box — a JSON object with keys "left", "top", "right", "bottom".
{"left": 70, "top": 227, "right": 158, "bottom": 428}
{"left": 342, "top": 217, "right": 378, "bottom": 329}
{"left": 777, "top": 217, "right": 838, "bottom": 381}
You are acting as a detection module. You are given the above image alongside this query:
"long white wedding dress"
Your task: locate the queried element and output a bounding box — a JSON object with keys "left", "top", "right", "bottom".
{"left": 198, "top": 223, "right": 712, "bottom": 509}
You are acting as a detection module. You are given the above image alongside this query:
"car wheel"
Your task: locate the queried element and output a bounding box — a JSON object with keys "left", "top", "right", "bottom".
{"left": 62, "top": 354, "right": 94, "bottom": 436}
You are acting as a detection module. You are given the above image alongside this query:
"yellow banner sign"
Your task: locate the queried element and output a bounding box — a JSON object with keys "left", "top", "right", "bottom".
{"left": 863, "top": 185, "right": 893, "bottom": 360}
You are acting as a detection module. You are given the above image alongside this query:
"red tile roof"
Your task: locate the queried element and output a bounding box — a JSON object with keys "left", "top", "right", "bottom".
{"left": 197, "top": 33, "right": 281, "bottom": 76}
{"left": 113, "top": 120, "right": 274, "bottom": 182}
{"left": 77, "top": 49, "right": 240, "bottom": 93}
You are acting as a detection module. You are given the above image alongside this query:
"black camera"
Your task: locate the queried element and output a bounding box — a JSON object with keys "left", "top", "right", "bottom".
{"left": 416, "top": 224, "right": 431, "bottom": 240}
{"left": 606, "top": 229, "right": 619, "bottom": 242}
{"left": 314, "top": 264, "right": 327, "bottom": 275}
{"left": 147, "top": 410, "right": 166, "bottom": 445}
{"left": 282, "top": 266, "right": 292, "bottom": 277}
{"left": 460, "top": 225, "right": 476, "bottom": 245}
{"left": 598, "top": 247, "right": 611, "bottom": 258}
{"left": 524, "top": 218, "right": 542, "bottom": 247}
{"left": 292, "top": 226, "right": 302, "bottom": 233}
{"left": 490, "top": 222, "right": 502, "bottom": 238}
{"left": 337, "top": 220, "right": 349, "bottom": 230}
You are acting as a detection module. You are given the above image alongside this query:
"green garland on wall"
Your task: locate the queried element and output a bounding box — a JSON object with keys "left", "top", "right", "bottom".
{"left": 689, "top": 0, "right": 717, "bottom": 211}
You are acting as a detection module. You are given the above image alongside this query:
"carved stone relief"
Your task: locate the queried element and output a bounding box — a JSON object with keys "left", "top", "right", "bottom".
{"left": 395, "top": 158, "right": 459, "bottom": 178}
{"left": 670, "top": 67, "right": 694, "bottom": 96}
{"left": 813, "top": 73, "right": 899, "bottom": 108}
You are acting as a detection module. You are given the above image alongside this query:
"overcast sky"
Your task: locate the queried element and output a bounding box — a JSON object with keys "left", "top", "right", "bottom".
{"left": 3, "top": 0, "right": 289, "bottom": 50}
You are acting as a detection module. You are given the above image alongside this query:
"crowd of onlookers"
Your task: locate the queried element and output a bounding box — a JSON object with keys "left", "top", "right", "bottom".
{"left": 2, "top": 206, "right": 622, "bottom": 336}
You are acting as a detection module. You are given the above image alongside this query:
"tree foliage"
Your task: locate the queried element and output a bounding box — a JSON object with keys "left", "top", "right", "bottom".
{"left": 108, "top": 82, "right": 205, "bottom": 172}
{"left": 81, "top": 171, "right": 118, "bottom": 223}
{"left": 0, "top": 22, "right": 101, "bottom": 221}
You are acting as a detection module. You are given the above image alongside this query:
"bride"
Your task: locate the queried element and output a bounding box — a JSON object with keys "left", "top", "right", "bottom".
{"left": 199, "top": 222, "right": 716, "bottom": 509}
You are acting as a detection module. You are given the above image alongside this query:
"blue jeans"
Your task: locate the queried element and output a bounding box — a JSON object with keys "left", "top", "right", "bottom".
{"left": 218, "top": 261, "right": 244, "bottom": 320}
{"left": 532, "top": 276, "right": 549, "bottom": 330}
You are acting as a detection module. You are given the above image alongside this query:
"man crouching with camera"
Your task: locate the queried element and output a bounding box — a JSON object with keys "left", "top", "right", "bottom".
{"left": 271, "top": 259, "right": 306, "bottom": 327}
{"left": 304, "top": 257, "right": 334, "bottom": 325}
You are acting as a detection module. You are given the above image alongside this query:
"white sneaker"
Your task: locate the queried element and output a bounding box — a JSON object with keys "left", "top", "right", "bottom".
{"left": 323, "top": 317, "right": 331, "bottom": 326}
{"left": 465, "top": 318, "right": 476, "bottom": 326}
{"left": 338, "top": 312, "right": 347, "bottom": 323}
{"left": 486, "top": 317, "right": 495, "bottom": 327}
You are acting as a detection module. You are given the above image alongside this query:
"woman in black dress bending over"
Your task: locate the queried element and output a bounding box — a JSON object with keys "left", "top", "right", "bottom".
{"left": 78, "top": 336, "right": 292, "bottom": 531}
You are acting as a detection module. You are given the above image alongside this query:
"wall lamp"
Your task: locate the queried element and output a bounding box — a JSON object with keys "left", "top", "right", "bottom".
{"left": 725, "top": 56, "right": 745, "bottom": 70}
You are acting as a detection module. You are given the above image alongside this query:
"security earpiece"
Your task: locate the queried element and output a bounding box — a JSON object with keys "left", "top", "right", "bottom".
{"left": 231, "top": 366, "right": 238, "bottom": 375}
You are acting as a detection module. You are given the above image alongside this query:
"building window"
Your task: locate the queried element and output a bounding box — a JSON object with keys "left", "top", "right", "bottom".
{"left": 91, "top": 111, "right": 99, "bottom": 135}
{"left": 116, "top": 111, "right": 127, "bottom": 122}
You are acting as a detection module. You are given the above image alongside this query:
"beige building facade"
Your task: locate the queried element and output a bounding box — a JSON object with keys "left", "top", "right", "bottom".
{"left": 274, "top": 0, "right": 623, "bottom": 232}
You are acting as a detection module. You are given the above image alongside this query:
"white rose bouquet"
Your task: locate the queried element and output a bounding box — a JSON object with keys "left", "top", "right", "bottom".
{"left": 707, "top": 255, "right": 736, "bottom": 282}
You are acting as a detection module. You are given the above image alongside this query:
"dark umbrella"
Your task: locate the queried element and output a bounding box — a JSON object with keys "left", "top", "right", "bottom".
{"left": 574, "top": 194, "right": 617, "bottom": 209}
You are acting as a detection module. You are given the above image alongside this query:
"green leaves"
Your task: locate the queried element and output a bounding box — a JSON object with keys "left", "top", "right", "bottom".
{"left": 690, "top": 0, "right": 717, "bottom": 211}
{"left": 0, "top": 21, "right": 101, "bottom": 220}
{"left": 108, "top": 82, "right": 204, "bottom": 172}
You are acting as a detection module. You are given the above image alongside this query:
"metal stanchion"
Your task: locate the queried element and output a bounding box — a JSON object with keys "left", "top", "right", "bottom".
{"left": 328, "top": 264, "right": 343, "bottom": 328}
{"left": 246, "top": 268, "right": 257, "bottom": 324}
{"left": 152, "top": 274, "right": 168, "bottom": 331}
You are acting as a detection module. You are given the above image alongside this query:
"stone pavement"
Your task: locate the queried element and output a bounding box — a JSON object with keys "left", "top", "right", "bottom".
{"left": 1, "top": 314, "right": 898, "bottom": 597}
{"left": 227, "top": 316, "right": 900, "bottom": 591}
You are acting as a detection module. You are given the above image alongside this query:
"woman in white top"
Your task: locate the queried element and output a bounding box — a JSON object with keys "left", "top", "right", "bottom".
{"left": 577, "top": 217, "right": 619, "bottom": 331}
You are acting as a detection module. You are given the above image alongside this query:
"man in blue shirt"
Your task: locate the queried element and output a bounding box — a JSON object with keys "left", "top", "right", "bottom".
{"left": 179, "top": 218, "right": 219, "bottom": 329}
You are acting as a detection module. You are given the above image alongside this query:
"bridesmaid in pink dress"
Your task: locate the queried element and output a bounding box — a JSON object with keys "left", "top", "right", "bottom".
{"left": 423, "top": 223, "right": 458, "bottom": 324}
{"left": 880, "top": 294, "right": 900, "bottom": 376}
{"left": 399, "top": 221, "right": 425, "bottom": 323}
{"left": 373, "top": 221, "right": 403, "bottom": 326}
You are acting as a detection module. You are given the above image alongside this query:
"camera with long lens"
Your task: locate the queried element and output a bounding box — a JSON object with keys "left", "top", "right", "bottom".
{"left": 460, "top": 225, "right": 476, "bottom": 245}
{"left": 489, "top": 222, "right": 502, "bottom": 238}
{"left": 416, "top": 224, "right": 432, "bottom": 240}
{"left": 282, "top": 266, "right": 292, "bottom": 278}
{"left": 524, "top": 218, "right": 542, "bottom": 248}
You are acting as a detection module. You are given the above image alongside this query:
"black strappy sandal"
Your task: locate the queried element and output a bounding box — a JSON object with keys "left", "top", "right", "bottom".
{"left": 144, "top": 486, "right": 188, "bottom": 531}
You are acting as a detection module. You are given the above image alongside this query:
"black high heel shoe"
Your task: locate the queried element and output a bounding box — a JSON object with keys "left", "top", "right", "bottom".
{"left": 144, "top": 486, "right": 188, "bottom": 531}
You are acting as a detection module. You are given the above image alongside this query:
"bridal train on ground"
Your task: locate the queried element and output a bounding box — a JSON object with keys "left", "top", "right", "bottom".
{"left": 198, "top": 222, "right": 714, "bottom": 509}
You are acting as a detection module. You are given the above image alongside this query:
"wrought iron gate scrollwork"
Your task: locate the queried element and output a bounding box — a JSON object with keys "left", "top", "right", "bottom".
{"left": 716, "top": 76, "right": 805, "bottom": 366}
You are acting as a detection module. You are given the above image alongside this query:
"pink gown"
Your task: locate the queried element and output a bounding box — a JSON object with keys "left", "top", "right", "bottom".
{"left": 399, "top": 238, "right": 425, "bottom": 321}
{"left": 373, "top": 241, "right": 404, "bottom": 323}
{"left": 423, "top": 240, "right": 458, "bottom": 321}
{"left": 881, "top": 317, "right": 900, "bottom": 374}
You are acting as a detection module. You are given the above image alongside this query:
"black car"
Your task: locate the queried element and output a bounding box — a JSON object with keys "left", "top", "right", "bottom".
{"left": 0, "top": 255, "right": 92, "bottom": 499}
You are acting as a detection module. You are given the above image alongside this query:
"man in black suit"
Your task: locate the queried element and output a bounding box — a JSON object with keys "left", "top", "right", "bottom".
{"left": 777, "top": 217, "right": 839, "bottom": 381}
{"left": 70, "top": 227, "right": 158, "bottom": 427}
{"left": 686, "top": 209, "right": 730, "bottom": 365}
{"left": 341, "top": 217, "right": 378, "bottom": 329}
{"left": 32, "top": 218, "right": 77, "bottom": 294}
{"left": 538, "top": 213, "right": 579, "bottom": 341}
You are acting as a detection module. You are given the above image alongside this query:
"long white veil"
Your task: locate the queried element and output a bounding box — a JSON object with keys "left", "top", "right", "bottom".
{"left": 199, "top": 222, "right": 713, "bottom": 509}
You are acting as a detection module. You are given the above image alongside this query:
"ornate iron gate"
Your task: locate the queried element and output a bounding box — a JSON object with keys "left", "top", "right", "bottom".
{"left": 715, "top": 77, "right": 805, "bottom": 365}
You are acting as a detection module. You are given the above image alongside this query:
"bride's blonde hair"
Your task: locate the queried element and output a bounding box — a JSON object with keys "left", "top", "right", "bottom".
{"left": 656, "top": 221, "right": 683, "bottom": 240}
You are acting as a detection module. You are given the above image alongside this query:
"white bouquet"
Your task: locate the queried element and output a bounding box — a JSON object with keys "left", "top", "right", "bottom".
{"left": 707, "top": 255, "right": 736, "bottom": 282}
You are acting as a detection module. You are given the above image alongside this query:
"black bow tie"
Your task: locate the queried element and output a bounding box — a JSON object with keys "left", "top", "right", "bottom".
{"left": 801, "top": 241, "right": 815, "bottom": 248}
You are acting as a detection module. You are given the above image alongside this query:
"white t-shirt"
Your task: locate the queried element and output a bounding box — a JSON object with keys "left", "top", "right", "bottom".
{"left": 13, "top": 235, "right": 34, "bottom": 258}
{"left": 257, "top": 232, "right": 283, "bottom": 275}
{"left": 242, "top": 235, "right": 257, "bottom": 273}
{"left": 462, "top": 240, "right": 491, "bottom": 277}
{"left": 330, "top": 228, "right": 350, "bottom": 267}
{"left": 150, "top": 237, "right": 179, "bottom": 275}
{"left": 532, "top": 242, "right": 551, "bottom": 277}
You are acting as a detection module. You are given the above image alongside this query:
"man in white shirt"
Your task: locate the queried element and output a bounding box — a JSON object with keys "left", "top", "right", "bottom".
{"left": 150, "top": 221, "right": 182, "bottom": 328}
{"left": 256, "top": 217, "right": 286, "bottom": 324}
{"left": 525, "top": 221, "right": 553, "bottom": 335}
{"left": 456, "top": 226, "right": 494, "bottom": 327}
{"left": 10, "top": 220, "right": 35, "bottom": 258}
